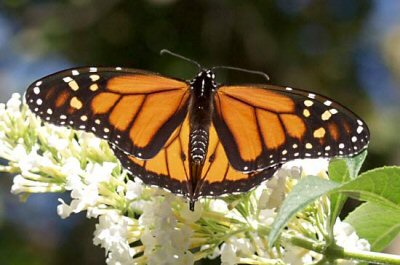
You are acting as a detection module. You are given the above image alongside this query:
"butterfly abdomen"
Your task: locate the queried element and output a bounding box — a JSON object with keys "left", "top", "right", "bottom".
{"left": 190, "top": 128, "right": 209, "bottom": 163}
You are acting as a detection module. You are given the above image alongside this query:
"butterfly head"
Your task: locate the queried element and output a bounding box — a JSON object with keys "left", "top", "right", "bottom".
{"left": 190, "top": 69, "right": 218, "bottom": 96}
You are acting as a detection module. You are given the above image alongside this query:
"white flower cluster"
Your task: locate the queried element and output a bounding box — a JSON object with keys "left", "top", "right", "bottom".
{"left": 0, "top": 94, "right": 370, "bottom": 265}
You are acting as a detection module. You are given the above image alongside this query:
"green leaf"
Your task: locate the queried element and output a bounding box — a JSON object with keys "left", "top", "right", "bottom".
{"left": 345, "top": 202, "right": 400, "bottom": 251}
{"left": 346, "top": 150, "right": 368, "bottom": 178}
{"left": 339, "top": 167, "right": 400, "bottom": 209}
{"left": 269, "top": 176, "right": 340, "bottom": 246}
{"left": 328, "top": 151, "right": 368, "bottom": 233}
{"left": 269, "top": 166, "right": 400, "bottom": 247}
{"left": 329, "top": 159, "right": 351, "bottom": 232}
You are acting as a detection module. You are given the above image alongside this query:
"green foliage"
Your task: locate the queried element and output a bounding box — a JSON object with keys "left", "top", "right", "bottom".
{"left": 340, "top": 167, "right": 400, "bottom": 208}
{"left": 269, "top": 154, "right": 400, "bottom": 249}
{"left": 328, "top": 151, "right": 367, "bottom": 232}
{"left": 345, "top": 202, "right": 400, "bottom": 252}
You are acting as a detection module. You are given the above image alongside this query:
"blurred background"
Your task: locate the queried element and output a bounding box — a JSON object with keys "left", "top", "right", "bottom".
{"left": 0, "top": 0, "right": 399, "bottom": 264}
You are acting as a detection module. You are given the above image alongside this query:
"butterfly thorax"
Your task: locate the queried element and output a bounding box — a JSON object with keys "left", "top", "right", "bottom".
{"left": 188, "top": 70, "right": 217, "bottom": 205}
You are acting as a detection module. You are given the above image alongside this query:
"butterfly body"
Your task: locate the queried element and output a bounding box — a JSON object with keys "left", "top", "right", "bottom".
{"left": 187, "top": 70, "right": 217, "bottom": 208}
{"left": 25, "top": 65, "right": 370, "bottom": 211}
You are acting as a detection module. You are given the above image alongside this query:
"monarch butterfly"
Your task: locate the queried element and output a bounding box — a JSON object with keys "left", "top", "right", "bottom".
{"left": 25, "top": 50, "right": 370, "bottom": 210}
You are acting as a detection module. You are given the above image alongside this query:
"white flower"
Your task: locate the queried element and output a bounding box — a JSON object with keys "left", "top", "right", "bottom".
{"left": 258, "top": 208, "right": 276, "bottom": 225}
{"left": 140, "top": 197, "right": 194, "bottom": 265}
{"left": 6, "top": 93, "right": 22, "bottom": 113}
{"left": 265, "top": 170, "right": 288, "bottom": 209}
{"left": 334, "top": 218, "right": 370, "bottom": 251}
{"left": 86, "top": 162, "right": 116, "bottom": 184}
{"left": 94, "top": 211, "right": 132, "bottom": 251}
{"left": 63, "top": 157, "right": 84, "bottom": 190}
{"left": 208, "top": 199, "right": 229, "bottom": 213}
{"left": 10, "top": 174, "right": 28, "bottom": 194}
{"left": 283, "top": 245, "right": 316, "bottom": 265}
{"left": 57, "top": 198, "right": 75, "bottom": 218}
{"left": 106, "top": 249, "right": 135, "bottom": 265}
{"left": 285, "top": 158, "right": 329, "bottom": 177}
{"left": 93, "top": 211, "right": 139, "bottom": 265}
{"left": 57, "top": 182, "right": 99, "bottom": 218}
{"left": 47, "top": 133, "right": 70, "bottom": 150}
{"left": 17, "top": 147, "right": 53, "bottom": 174}
{"left": 125, "top": 180, "right": 143, "bottom": 200}
{"left": 220, "top": 241, "right": 238, "bottom": 265}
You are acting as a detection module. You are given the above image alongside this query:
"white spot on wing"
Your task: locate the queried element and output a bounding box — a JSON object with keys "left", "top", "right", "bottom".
{"left": 63, "top": 76, "right": 73, "bottom": 83}
{"left": 304, "top": 100, "right": 313, "bottom": 107}
{"left": 90, "top": 75, "right": 100, "bottom": 81}
{"left": 68, "top": 80, "right": 79, "bottom": 91}
{"left": 329, "top": 108, "right": 338, "bottom": 114}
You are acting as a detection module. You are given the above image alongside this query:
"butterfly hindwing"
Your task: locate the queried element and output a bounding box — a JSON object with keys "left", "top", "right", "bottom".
{"left": 26, "top": 67, "right": 190, "bottom": 159}
{"left": 197, "top": 123, "right": 280, "bottom": 197}
{"left": 112, "top": 117, "right": 279, "bottom": 199}
{"left": 214, "top": 85, "right": 370, "bottom": 172}
{"left": 111, "top": 114, "right": 191, "bottom": 196}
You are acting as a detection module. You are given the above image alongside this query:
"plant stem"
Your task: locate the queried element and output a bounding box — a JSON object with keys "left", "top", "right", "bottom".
{"left": 281, "top": 232, "right": 400, "bottom": 264}
{"left": 327, "top": 245, "right": 400, "bottom": 265}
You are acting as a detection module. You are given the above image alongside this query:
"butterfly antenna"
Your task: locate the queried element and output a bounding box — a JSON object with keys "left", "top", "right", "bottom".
{"left": 212, "top": 65, "right": 270, "bottom": 81}
{"left": 160, "top": 49, "right": 202, "bottom": 70}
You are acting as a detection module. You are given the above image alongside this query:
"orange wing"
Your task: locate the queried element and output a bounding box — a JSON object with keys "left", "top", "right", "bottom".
{"left": 195, "top": 123, "right": 279, "bottom": 198}
{"left": 111, "top": 114, "right": 190, "bottom": 196}
{"left": 25, "top": 67, "right": 190, "bottom": 159}
{"left": 112, "top": 116, "right": 278, "bottom": 198}
{"left": 214, "top": 85, "right": 370, "bottom": 172}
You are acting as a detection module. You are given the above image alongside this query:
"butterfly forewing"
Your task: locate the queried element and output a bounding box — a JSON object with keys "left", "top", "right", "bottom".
{"left": 26, "top": 67, "right": 190, "bottom": 159}
{"left": 214, "top": 84, "right": 370, "bottom": 172}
